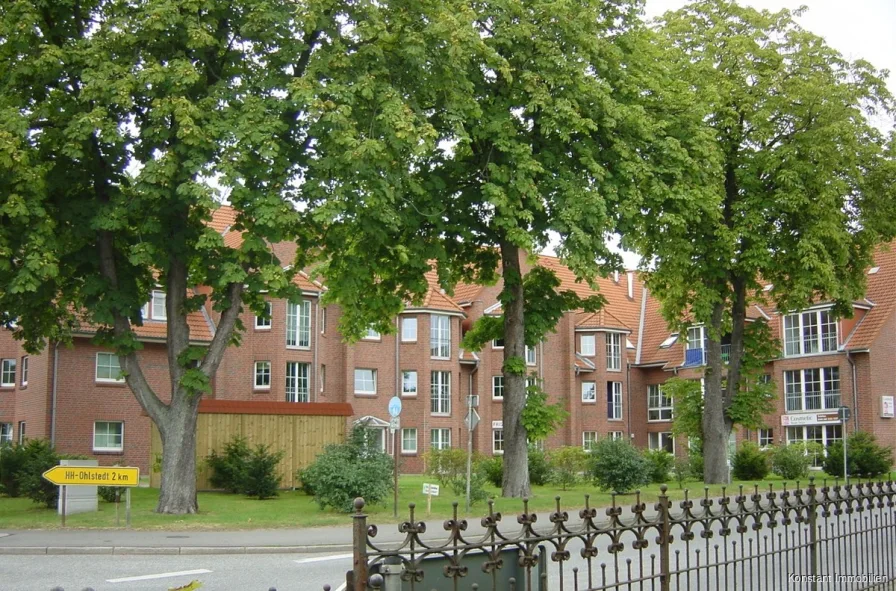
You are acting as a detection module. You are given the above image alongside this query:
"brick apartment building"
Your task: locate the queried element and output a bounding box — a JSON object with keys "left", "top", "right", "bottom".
{"left": 2, "top": 211, "right": 895, "bottom": 476}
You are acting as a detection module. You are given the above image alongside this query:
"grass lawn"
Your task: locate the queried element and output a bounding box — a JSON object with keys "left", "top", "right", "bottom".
{"left": 0, "top": 472, "right": 856, "bottom": 531}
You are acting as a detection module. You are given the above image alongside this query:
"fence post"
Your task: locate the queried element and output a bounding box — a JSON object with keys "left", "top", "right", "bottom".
{"left": 807, "top": 478, "right": 818, "bottom": 591}
{"left": 659, "top": 484, "right": 671, "bottom": 591}
{"left": 352, "top": 497, "right": 369, "bottom": 591}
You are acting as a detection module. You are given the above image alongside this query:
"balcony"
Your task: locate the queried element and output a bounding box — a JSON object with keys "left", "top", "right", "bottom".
{"left": 684, "top": 345, "right": 731, "bottom": 367}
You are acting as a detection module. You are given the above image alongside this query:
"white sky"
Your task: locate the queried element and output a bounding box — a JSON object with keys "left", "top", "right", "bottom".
{"left": 607, "top": 0, "right": 896, "bottom": 269}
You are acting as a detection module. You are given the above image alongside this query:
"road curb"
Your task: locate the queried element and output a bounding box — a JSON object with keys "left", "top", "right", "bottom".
{"left": 0, "top": 544, "right": 354, "bottom": 556}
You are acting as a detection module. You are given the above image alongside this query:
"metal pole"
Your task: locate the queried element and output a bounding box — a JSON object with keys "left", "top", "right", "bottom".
{"left": 60, "top": 486, "right": 66, "bottom": 528}
{"left": 843, "top": 417, "right": 848, "bottom": 484}
{"left": 465, "top": 396, "right": 473, "bottom": 514}
{"left": 352, "top": 498, "right": 369, "bottom": 591}
{"left": 659, "top": 484, "right": 671, "bottom": 591}
{"left": 393, "top": 429, "right": 398, "bottom": 518}
{"left": 125, "top": 487, "right": 131, "bottom": 528}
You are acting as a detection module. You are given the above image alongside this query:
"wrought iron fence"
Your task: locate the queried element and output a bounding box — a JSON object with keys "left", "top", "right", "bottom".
{"left": 347, "top": 478, "right": 896, "bottom": 590}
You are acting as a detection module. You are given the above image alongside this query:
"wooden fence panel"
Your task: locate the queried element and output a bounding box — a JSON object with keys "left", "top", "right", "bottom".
{"left": 150, "top": 401, "right": 351, "bottom": 489}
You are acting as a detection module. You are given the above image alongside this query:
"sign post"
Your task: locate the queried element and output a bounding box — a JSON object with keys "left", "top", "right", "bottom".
{"left": 43, "top": 466, "right": 140, "bottom": 528}
{"left": 839, "top": 406, "right": 851, "bottom": 483}
{"left": 464, "top": 395, "right": 480, "bottom": 514}
{"left": 388, "top": 396, "right": 402, "bottom": 518}
{"left": 422, "top": 483, "right": 440, "bottom": 515}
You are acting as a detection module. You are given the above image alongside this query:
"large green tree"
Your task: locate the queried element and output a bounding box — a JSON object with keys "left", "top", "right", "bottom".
{"left": 627, "top": 0, "right": 896, "bottom": 483}
{"left": 0, "top": 0, "right": 443, "bottom": 513}
{"left": 310, "top": 0, "right": 701, "bottom": 497}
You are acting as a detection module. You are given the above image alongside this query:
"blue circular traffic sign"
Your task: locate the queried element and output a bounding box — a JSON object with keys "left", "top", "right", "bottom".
{"left": 388, "top": 396, "right": 402, "bottom": 418}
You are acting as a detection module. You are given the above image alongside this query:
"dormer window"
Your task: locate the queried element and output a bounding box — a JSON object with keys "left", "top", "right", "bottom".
{"left": 142, "top": 290, "right": 167, "bottom": 321}
{"left": 783, "top": 309, "right": 837, "bottom": 356}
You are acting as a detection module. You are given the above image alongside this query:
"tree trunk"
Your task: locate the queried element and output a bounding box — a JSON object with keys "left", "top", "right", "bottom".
{"left": 156, "top": 394, "right": 201, "bottom": 514}
{"left": 500, "top": 241, "right": 530, "bottom": 498}
{"left": 702, "top": 302, "right": 731, "bottom": 484}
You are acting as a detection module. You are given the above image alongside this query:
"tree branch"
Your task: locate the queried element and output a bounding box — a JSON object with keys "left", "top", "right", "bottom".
{"left": 199, "top": 282, "right": 244, "bottom": 377}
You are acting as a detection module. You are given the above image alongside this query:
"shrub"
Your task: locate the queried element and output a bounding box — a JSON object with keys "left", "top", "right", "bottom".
{"left": 823, "top": 432, "right": 893, "bottom": 478}
{"left": 643, "top": 449, "right": 675, "bottom": 484}
{"left": 672, "top": 456, "right": 691, "bottom": 488}
{"left": 206, "top": 436, "right": 251, "bottom": 493}
{"left": 298, "top": 427, "right": 393, "bottom": 512}
{"left": 769, "top": 443, "right": 817, "bottom": 481}
{"left": 242, "top": 443, "right": 285, "bottom": 499}
{"left": 688, "top": 451, "right": 704, "bottom": 481}
{"left": 527, "top": 446, "right": 552, "bottom": 486}
{"left": 98, "top": 486, "right": 122, "bottom": 503}
{"left": 0, "top": 442, "right": 28, "bottom": 497}
{"left": 16, "top": 440, "right": 63, "bottom": 508}
{"left": 589, "top": 438, "right": 651, "bottom": 493}
{"left": 477, "top": 455, "right": 503, "bottom": 488}
{"left": 549, "top": 446, "right": 589, "bottom": 490}
{"left": 731, "top": 442, "right": 770, "bottom": 481}
{"left": 425, "top": 448, "right": 469, "bottom": 491}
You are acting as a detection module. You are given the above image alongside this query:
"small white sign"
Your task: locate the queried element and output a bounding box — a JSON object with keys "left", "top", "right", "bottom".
{"left": 883, "top": 396, "right": 895, "bottom": 418}
{"left": 492, "top": 420, "right": 503, "bottom": 429}
{"left": 781, "top": 412, "right": 840, "bottom": 426}
{"left": 389, "top": 416, "right": 400, "bottom": 433}
{"left": 422, "top": 483, "right": 440, "bottom": 496}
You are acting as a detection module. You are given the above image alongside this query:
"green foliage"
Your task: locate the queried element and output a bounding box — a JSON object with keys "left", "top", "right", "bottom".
{"left": 425, "top": 448, "right": 489, "bottom": 504}
{"left": 242, "top": 444, "right": 285, "bottom": 500}
{"left": 0, "top": 442, "right": 27, "bottom": 497}
{"left": 521, "top": 387, "right": 568, "bottom": 443}
{"left": 672, "top": 456, "right": 691, "bottom": 489}
{"left": 823, "top": 432, "right": 893, "bottom": 478}
{"left": 731, "top": 442, "right": 770, "bottom": 481}
{"left": 643, "top": 450, "right": 675, "bottom": 484}
{"left": 665, "top": 378, "right": 704, "bottom": 441}
{"left": 477, "top": 456, "right": 504, "bottom": 489}
{"left": 207, "top": 437, "right": 252, "bottom": 494}
{"left": 298, "top": 428, "right": 393, "bottom": 512}
{"left": 11, "top": 440, "right": 62, "bottom": 508}
{"left": 549, "top": 446, "right": 590, "bottom": 491}
{"left": 688, "top": 451, "right": 705, "bottom": 482}
{"left": 589, "top": 438, "right": 651, "bottom": 494}
{"left": 526, "top": 446, "right": 552, "bottom": 487}
{"left": 98, "top": 486, "right": 122, "bottom": 504}
{"left": 769, "top": 444, "right": 819, "bottom": 481}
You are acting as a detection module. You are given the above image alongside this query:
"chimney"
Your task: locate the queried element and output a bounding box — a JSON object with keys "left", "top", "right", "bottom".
{"left": 613, "top": 271, "right": 619, "bottom": 283}
{"left": 627, "top": 272, "right": 633, "bottom": 299}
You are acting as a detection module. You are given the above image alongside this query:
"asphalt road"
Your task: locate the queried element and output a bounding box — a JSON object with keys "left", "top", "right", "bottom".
{"left": 0, "top": 552, "right": 350, "bottom": 591}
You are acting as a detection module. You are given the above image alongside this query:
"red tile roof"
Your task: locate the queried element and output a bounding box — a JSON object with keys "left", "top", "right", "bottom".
{"left": 209, "top": 205, "right": 237, "bottom": 234}
{"left": 575, "top": 309, "right": 630, "bottom": 332}
{"left": 844, "top": 243, "right": 896, "bottom": 350}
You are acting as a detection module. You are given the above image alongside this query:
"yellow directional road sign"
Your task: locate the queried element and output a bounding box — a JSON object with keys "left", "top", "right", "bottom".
{"left": 42, "top": 466, "right": 140, "bottom": 487}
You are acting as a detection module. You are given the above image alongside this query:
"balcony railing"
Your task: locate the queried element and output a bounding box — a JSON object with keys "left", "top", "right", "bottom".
{"left": 684, "top": 344, "right": 732, "bottom": 367}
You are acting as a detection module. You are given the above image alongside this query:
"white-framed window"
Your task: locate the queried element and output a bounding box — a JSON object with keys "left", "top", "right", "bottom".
{"left": 430, "top": 314, "right": 451, "bottom": 359}
{"left": 784, "top": 367, "right": 840, "bottom": 412}
{"left": 759, "top": 428, "right": 774, "bottom": 448}
{"left": 609, "top": 431, "right": 624, "bottom": 441}
{"left": 784, "top": 309, "right": 838, "bottom": 356}
{"left": 354, "top": 369, "right": 377, "bottom": 395}
{"left": 286, "top": 300, "right": 312, "bottom": 348}
{"left": 786, "top": 424, "right": 842, "bottom": 467}
{"left": 401, "top": 428, "right": 418, "bottom": 453}
{"left": 95, "top": 353, "right": 123, "bottom": 383}
{"left": 583, "top": 431, "right": 598, "bottom": 450}
{"left": 431, "top": 371, "right": 451, "bottom": 415}
{"left": 93, "top": 421, "right": 124, "bottom": 452}
{"left": 320, "top": 306, "right": 327, "bottom": 334}
{"left": 285, "top": 362, "right": 310, "bottom": 402}
{"left": 254, "top": 361, "right": 271, "bottom": 390}
{"left": 319, "top": 364, "right": 326, "bottom": 393}
{"left": 363, "top": 327, "right": 381, "bottom": 341}
{"left": 581, "top": 381, "right": 596, "bottom": 403}
{"left": 606, "top": 333, "right": 622, "bottom": 371}
{"left": 607, "top": 382, "right": 623, "bottom": 420}
{"left": 493, "top": 429, "right": 504, "bottom": 454}
{"left": 20, "top": 356, "right": 28, "bottom": 387}
{"left": 431, "top": 428, "right": 451, "bottom": 450}
{"left": 17, "top": 421, "right": 25, "bottom": 444}
{"left": 401, "top": 317, "right": 417, "bottom": 342}
{"left": 255, "top": 302, "right": 272, "bottom": 329}
{"left": 580, "top": 334, "right": 595, "bottom": 356}
{"left": 525, "top": 345, "right": 536, "bottom": 366}
{"left": 151, "top": 290, "right": 167, "bottom": 320}
{"left": 649, "top": 432, "right": 675, "bottom": 453}
{"left": 0, "top": 423, "right": 12, "bottom": 443}
{"left": 526, "top": 374, "right": 539, "bottom": 391}
{"left": 402, "top": 370, "right": 418, "bottom": 397}
{"left": 0, "top": 359, "right": 15, "bottom": 387}
{"left": 492, "top": 338, "right": 504, "bottom": 349}
{"left": 492, "top": 375, "right": 504, "bottom": 400}
{"left": 648, "top": 384, "right": 673, "bottom": 421}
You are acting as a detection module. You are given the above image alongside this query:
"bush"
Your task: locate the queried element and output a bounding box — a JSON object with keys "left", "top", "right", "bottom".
{"left": 589, "top": 438, "right": 651, "bottom": 493}
{"left": 16, "top": 440, "right": 63, "bottom": 508}
{"left": 98, "top": 486, "right": 122, "bottom": 503}
{"left": 672, "top": 456, "right": 691, "bottom": 488}
{"left": 549, "top": 446, "right": 589, "bottom": 490}
{"left": 770, "top": 443, "right": 817, "bottom": 481}
{"left": 206, "top": 436, "right": 251, "bottom": 493}
{"left": 298, "top": 427, "right": 393, "bottom": 512}
{"left": 477, "top": 455, "right": 503, "bottom": 488}
{"left": 527, "top": 446, "right": 552, "bottom": 486}
{"left": 0, "top": 442, "right": 27, "bottom": 497}
{"left": 643, "top": 449, "right": 674, "bottom": 484}
{"left": 688, "top": 451, "right": 704, "bottom": 481}
{"left": 823, "top": 432, "right": 893, "bottom": 478}
{"left": 242, "top": 444, "right": 284, "bottom": 499}
{"left": 731, "top": 442, "right": 770, "bottom": 481}
{"left": 425, "top": 448, "right": 469, "bottom": 491}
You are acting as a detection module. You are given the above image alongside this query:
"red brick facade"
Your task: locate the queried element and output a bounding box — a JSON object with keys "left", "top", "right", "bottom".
{"left": 3, "top": 242, "right": 896, "bottom": 476}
